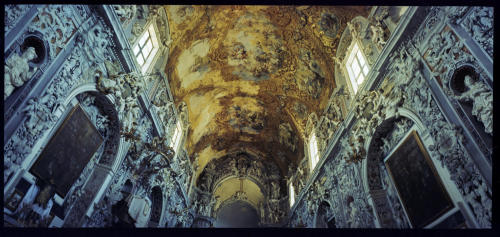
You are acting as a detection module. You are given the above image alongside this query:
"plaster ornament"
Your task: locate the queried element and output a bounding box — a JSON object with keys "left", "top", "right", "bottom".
{"left": 22, "top": 97, "right": 50, "bottom": 136}
{"left": 454, "top": 75, "right": 492, "bottom": 135}
{"left": 129, "top": 22, "right": 142, "bottom": 44}
{"left": 370, "top": 24, "right": 386, "bottom": 49}
{"left": 347, "top": 22, "right": 359, "bottom": 40}
{"left": 461, "top": 7, "right": 493, "bottom": 58}
{"left": 84, "top": 24, "right": 112, "bottom": 64}
{"left": 113, "top": 5, "right": 137, "bottom": 25}
{"left": 4, "top": 47, "right": 38, "bottom": 99}
{"left": 5, "top": 5, "right": 33, "bottom": 33}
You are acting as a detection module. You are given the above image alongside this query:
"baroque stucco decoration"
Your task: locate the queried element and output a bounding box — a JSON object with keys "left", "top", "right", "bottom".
{"left": 4, "top": 12, "right": 114, "bottom": 186}
{"left": 194, "top": 152, "right": 286, "bottom": 225}
{"left": 289, "top": 6, "right": 491, "bottom": 229}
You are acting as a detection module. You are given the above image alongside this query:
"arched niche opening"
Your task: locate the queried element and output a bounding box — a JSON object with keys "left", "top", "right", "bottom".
{"left": 365, "top": 113, "right": 468, "bottom": 229}
{"left": 212, "top": 177, "right": 265, "bottom": 219}
{"left": 8, "top": 88, "right": 122, "bottom": 227}
{"left": 214, "top": 200, "right": 260, "bottom": 228}
{"left": 4, "top": 33, "right": 46, "bottom": 106}
{"left": 314, "top": 201, "right": 332, "bottom": 228}
{"left": 449, "top": 65, "right": 492, "bottom": 148}
{"left": 149, "top": 186, "right": 163, "bottom": 227}
{"left": 20, "top": 34, "right": 47, "bottom": 65}
{"left": 365, "top": 116, "right": 414, "bottom": 228}
{"left": 121, "top": 179, "right": 134, "bottom": 197}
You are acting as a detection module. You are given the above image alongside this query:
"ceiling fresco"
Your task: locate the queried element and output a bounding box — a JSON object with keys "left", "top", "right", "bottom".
{"left": 164, "top": 5, "right": 370, "bottom": 177}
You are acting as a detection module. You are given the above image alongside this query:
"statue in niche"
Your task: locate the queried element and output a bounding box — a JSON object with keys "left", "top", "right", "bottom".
{"left": 454, "top": 75, "right": 492, "bottom": 135}
{"left": 4, "top": 47, "right": 38, "bottom": 99}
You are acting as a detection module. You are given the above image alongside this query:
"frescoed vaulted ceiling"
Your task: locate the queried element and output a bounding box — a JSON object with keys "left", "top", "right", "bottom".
{"left": 164, "top": 5, "right": 370, "bottom": 178}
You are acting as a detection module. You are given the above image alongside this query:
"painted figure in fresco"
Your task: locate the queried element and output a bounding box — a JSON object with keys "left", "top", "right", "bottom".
{"left": 455, "top": 75, "right": 492, "bottom": 135}
{"left": 4, "top": 47, "right": 38, "bottom": 99}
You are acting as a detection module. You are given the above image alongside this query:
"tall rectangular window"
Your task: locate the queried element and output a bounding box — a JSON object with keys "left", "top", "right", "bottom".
{"left": 345, "top": 42, "right": 370, "bottom": 93}
{"left": 133, "top": 24, "right": 160, "bottom": 74}
{"left": 170, "top": 120, "right": 183, "bottom": 153}
{"left": 309, "top": 132, "right": 319, "bottom": 172}
{"left": 289, "top": 182, "right": 295, "bottom": 207}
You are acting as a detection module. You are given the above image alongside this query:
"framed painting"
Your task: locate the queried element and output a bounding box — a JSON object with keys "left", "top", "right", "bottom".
{"left": 29, "top": 104, "right": 104, "bottom": 197}
{"left": 385, "top": 130, "right": 454, "bottom": 228}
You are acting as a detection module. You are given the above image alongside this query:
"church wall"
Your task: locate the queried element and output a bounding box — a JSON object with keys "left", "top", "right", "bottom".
{"left": 4, "top": 5, "right": 193, "bottom": 227}
{"left": 288, "top": 6, "right": 492, "bottom": 229}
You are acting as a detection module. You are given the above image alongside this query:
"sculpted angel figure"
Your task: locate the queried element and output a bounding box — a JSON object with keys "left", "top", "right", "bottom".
{"left": 5, "top": 47, "right": 38, "bottom": 99}
{"left": 370, "top": 24, "right": 386, "bottom": 49}
{"left": 454, "top": 75, "right": 492, "bottom": 135}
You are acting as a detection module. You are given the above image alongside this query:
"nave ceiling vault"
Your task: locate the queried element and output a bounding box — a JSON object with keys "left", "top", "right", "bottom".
{"left": 163, "top": 5, "right": 370, "bottom": 178}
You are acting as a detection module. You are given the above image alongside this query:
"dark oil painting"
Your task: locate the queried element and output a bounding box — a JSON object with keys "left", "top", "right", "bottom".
{"left": 385, "top": 130, "right": 454, "bottom": 228}
{"left": 30, "top": 104, "right": 104, "bottom": 197}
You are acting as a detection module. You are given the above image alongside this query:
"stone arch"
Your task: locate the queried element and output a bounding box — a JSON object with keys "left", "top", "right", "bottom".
{"left": 55, "top": 84, "right": 123, "bottom": 226}
{"left": 20, "top": 32, "right": 48, "bottom": 66}
{"left": 362, "top": 112, "right": 424, "bottom": 228}
{"left": 214, "top": 199, "right": 260, "bottom": 228}
{"left": 149, "top": 186, "right": 163, "bottom": 227}
{"left": 446, "top": 63, "right": 492, "bottom": 152}
{"left": 195, "top": 151, "right": 279, "bottom": 197}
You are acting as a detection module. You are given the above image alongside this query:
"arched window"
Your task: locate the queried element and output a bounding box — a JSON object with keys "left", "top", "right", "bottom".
{"left": 345, "top": 42, "right": 370, "bottom": 94}
{"left": 132, "top": 23, "right": 160, "bottom": 74}
{"left": 289, "top": 182, "right": 295, "bottom": 207}
{"left": 170, "top": 120, "right": 183, "bottom": 153}
{"left": 309, "top": 132, "right": 319, "bottom": 172}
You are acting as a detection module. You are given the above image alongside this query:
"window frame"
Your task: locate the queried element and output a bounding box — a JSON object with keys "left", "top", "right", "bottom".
{"left": 170, "top": 120, "right": 183, "bottom": 153}
{"left": 308, "top": 132, "right": 319, "bottom": 173}
{"left": 289, "top": 181, "right": 295, "bottom": 207}
{"left": 344, "top": 41, "right": 370, "bottom": 94}
{"left": 132, "top": 23, "right": 161, "bottom": 75}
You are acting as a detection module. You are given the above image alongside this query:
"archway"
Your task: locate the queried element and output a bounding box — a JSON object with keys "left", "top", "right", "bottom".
{"left": 214, "top": 200, "right": 260, "bottom": 228}
{"left": 314, "top": 201, "right": 332, "bottom": 228}
{"left": 149, "top": 186, "right": 163, "bottom": 227}
{"left": 364, "top": 115, "right": 414, "bottom": 228}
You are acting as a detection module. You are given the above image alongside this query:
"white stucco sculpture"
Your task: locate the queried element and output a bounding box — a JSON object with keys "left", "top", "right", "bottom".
{"left": 455, "top": 75, "right": 492, "bottom": 135}
{"left": 4, "top": 47, "right": 38, "bottom": 99}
